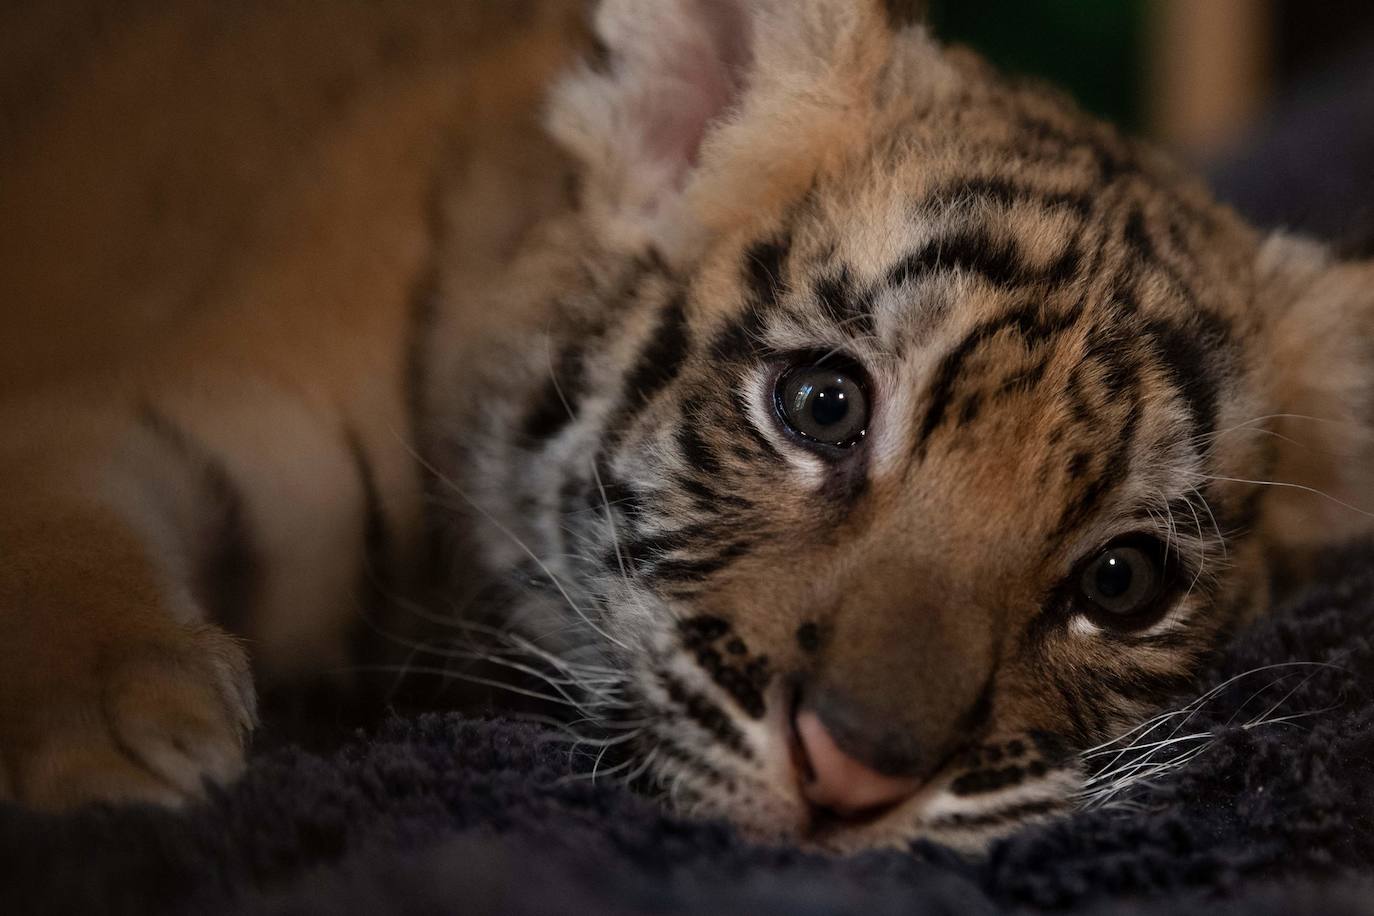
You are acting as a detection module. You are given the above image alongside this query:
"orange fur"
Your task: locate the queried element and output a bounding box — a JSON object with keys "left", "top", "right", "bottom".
{"left": 0, "top": 0, "right": 585, "bottom": 810}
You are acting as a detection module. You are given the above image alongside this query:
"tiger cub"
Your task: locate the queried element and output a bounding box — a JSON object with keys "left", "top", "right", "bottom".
{"left": 2, "top": 0, "right": 1372, "bottom": 853}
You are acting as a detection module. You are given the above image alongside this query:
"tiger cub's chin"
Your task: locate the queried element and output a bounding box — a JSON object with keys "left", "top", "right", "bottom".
{"left": 432, "top": 0, "right": 1374, "bottom": 851}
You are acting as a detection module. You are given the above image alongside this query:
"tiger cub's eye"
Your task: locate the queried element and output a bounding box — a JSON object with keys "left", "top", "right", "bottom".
{"left": 1075, "top": 536, "right": 1171, "bottom": 626}
{"left": 775, "top": 363, "right": 869, "bottom": 449}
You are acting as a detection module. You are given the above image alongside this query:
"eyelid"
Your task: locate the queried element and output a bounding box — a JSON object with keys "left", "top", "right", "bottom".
{"left": 1070, "top": 532, "right": 1171, "bottom": 579}
{"left": 1069, "top": 526, "right": 1192, "bottom": 580}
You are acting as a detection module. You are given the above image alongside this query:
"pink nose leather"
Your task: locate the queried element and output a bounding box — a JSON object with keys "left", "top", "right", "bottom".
{"left": 794, "top": 709, "right": 921, "bottom": 815}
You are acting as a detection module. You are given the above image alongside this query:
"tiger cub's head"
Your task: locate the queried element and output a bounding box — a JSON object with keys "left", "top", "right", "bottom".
{"left": 451, "top": 0, "right": 1374, "bottom": 852}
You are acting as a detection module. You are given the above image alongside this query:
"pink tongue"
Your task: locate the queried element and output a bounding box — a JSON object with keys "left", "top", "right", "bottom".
{"left": 795, "top": 709, "right": 921, "bottom": 816}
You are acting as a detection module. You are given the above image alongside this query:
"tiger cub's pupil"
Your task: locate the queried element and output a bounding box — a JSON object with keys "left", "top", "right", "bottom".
{"left": 810, "top": 388, "right": 848, "bottom": 426}
{"left": 776, "top": 365, "right": 869, "bottom": 448}
{"left": 1095, "top": 554, "right": 1135, "bottom": 599}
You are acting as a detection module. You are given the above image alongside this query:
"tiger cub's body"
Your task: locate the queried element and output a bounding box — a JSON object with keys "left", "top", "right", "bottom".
{"left": 2, "top": 0, "right": 1372, "bottom": 852}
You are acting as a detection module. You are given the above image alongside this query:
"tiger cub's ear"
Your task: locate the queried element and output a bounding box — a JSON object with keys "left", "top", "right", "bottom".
{"left": 546, "top": 0, "right": 928, "bottom": 263}
{"left": 1254, "top": 234, "right": 1374, "bottom": 558}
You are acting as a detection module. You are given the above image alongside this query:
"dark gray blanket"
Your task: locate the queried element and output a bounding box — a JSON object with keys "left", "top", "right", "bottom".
{"left": 3, "top": 540, "right": 1372, "bottom": 915}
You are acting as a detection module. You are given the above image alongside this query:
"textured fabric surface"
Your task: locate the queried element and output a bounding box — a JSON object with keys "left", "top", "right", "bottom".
{"left": 3, "top": 543, "right": 1372, "bottom": 915}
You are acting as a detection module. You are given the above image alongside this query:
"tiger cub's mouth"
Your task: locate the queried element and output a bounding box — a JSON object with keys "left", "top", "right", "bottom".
{"left": 619, "top": 628, "right": 1078, "bottom": 854}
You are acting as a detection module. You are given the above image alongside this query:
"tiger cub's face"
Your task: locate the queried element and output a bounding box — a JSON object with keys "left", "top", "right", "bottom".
{"left": 442, "top": 0, "right": 1374, "bottom": 852}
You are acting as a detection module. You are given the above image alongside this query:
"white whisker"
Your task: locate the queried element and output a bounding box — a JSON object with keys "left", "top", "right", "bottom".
{"left": 1079, "top": 660, "right": 1348, "bottom": 810}
{"left": 383, "top": 417, "right": 631, "bottom": 652}
{"left": 1195, "top": 473, "right": 1374, "bottom": 519}
{"left": 339, "top": 664, "right": 630, "bottom": 711}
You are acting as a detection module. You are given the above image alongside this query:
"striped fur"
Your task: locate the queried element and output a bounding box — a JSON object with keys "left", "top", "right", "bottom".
{"left": 2, "top": 0, "right": 1373, "bottom": 854}
{"left": 425, "top": 1, "right": 1374, "bottom": 851}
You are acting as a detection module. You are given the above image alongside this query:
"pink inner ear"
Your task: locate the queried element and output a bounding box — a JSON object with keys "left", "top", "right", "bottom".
{"left": 638, "top": 0, "right": 753, "bottom": 188}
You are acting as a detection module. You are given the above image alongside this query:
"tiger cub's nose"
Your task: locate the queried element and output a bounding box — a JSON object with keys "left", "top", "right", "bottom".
{"left": 793, "top": 708, "right": 922, "bottom": 816}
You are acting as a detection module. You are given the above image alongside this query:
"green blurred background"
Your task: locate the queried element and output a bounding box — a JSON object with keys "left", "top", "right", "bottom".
{"left": 926, "top": 0, "right": 1374, "bottom": 154}
{"left": 931, "top": 0, "right": 1147, "bottom": 129}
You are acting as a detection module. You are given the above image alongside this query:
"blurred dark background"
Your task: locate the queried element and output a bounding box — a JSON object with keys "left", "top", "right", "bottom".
{"left": 930, "top": 0, "right": 1374, "bottom": 153}
{"left": 928, "top": 0, "right": 1374, "bottom": 247}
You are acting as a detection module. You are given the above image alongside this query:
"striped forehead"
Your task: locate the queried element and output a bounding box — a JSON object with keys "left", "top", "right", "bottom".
{"left": 694, "top": 61, "right": 1260, "bottom": 365}
{"left": 691, "top": 147, "right": 1247, "bottom": 531}
{"left": 721, "top": 177, "right": 1232, "bottom": 368}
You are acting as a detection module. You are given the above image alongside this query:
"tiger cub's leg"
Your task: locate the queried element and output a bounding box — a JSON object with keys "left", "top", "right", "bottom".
{"left": 0, "top": 387, "right": 415, "bottom": 810}
{"left": 0, "top": 393, "right": 271, "bottom": 810}
{"left": 0, "top": 501, "right": 254, "bottom": 809}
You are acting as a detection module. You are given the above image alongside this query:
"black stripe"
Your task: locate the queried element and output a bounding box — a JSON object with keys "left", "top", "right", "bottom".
{"left": 626, "top": 294, "right": 691, "bottom": 410}
{"left": 520, "top": 339, "right": 585, "bottom": 443}
{"left": 913, "top": 335, "right": 990, "bottom": 455}
{"left": 744, "top": 235, "right": 790, "bottom": 307}
{"left": 1123, "top": 205, "right": 1205, "bottom": 308}
{"left": 1065, "top": 450, "right": 1092, "bottom": 481}
{"left": 710, "top": 301, "right": 770, "bottom": 364}
{"left": 139, "top": 404, "right": 260, "bottom": 636}
{"left": 949, "top": 763, "right": 1030, "bottom": 797}
{"left": 995, "top": 356, "right": 1050, "bottom": 398}
{"left": 676, "top": 474, "right": 754, "bottom": 514}
{"left": 1065, "top": 364, "right": 1097, "bottom": 427}
{"left": 928, "top": 176, "right": 1094, "bottom": 219}
{"left": 1029, "top": 730, "right": 1072, "bottom": 766}
{"left": 709, "top": 234, "right": 792, "bottom": 363}
{"left": 645, "top": 541, "right": 751, "bottom": 584}
{"left": 601, "top": 294, "right": 692, "bottom": 450}
{"left": 649, "top": 731, "right": 735, "bottom": 791}
{"left": 1116, "top": 628, "right": 1198, "bottom": 651}
{"left": 1089, "top": 661, "right": 1201, "bottom": 705}
{"left": 676, "top": 472, "right": 752, "bottom": 516}
{"left": 676, "top": 423, "right": 724, "bottom": 476}
{"left": 620, "top": 525, "right": 713, "bottom": 572}
{"left": 1052, "top": 399, "right": 1143, "bottom": 537}
{"left": 1143, "top": 312, "right": 1230, "bottom": 441}
{"left": 659, "top": 672, "right": 753, "bottom": 761}
{"left": 1011, "top": 112, "right": 1137, "bottom": 186}
{"left": 725, "top": 389, "right": 783, "bottom": 462}
{"left": 812, "top": 266, "right": 876, "bottom": 338}
{"left": 914, "top": 302, "right": 1077, "bottom": 455}
{"left": 886, "top": 227, "right": 1031, "bottom": 292}
{"left": 881, "top": 0, "right": 925, "bottom": 28}
{"left": 618, "top": 530, "right": 692, "bottom": 574}
{"left": 1042, "top": 235, "right": 1084, "bottom": 287}
{"left": 676, "top": 474, "right": 722, "bottom": 507}
{"left": 1123, "top": 207, "right": 1156, "bottom": 267}
{"left": 676, "top": 624, "right": 772, "bottom": 720}
{"left": 925, "top": 798, "right": 1067, "bottom": 832}
{"left": 1048, "top": 669, "right": 1092, "bottom": 745}
{"left": 1084, "top": 313, "right": 1143, "bottom": 397}
{"left": 1045, "top": 318, "right": 1146, "bottom": 536}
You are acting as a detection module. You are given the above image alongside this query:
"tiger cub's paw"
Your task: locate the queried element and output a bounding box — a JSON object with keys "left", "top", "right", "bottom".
{"left": 2, "top": 623, "right": 257, "bottom": 811}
